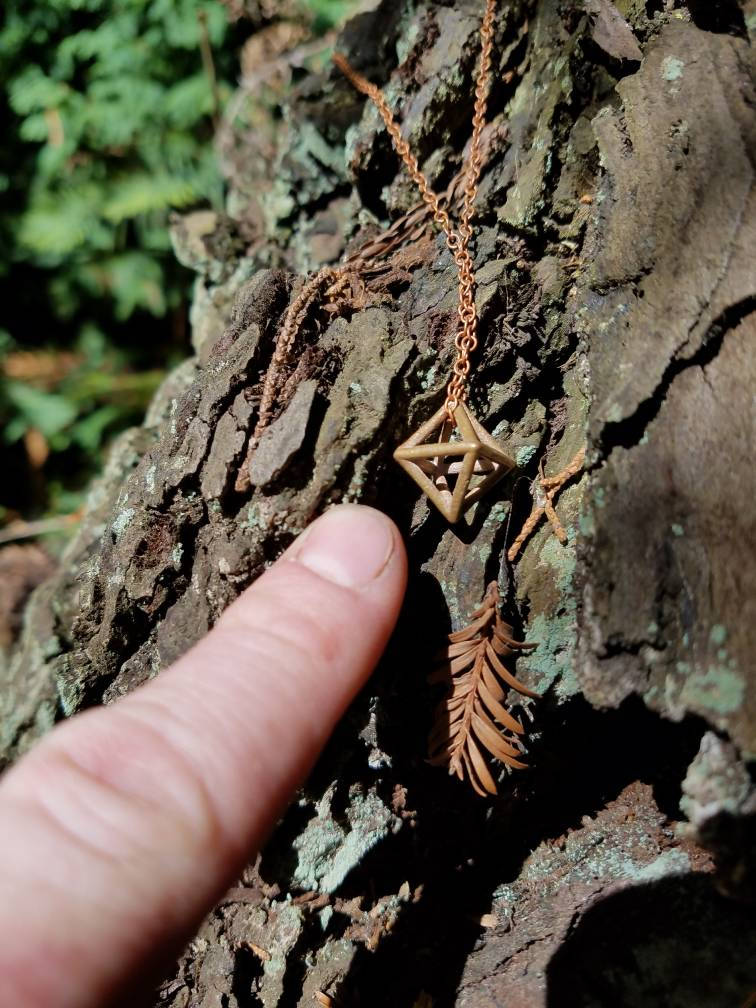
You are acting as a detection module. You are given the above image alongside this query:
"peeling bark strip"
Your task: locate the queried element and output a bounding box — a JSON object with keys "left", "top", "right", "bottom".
{"left": 2, "top": 1, "right": 755, "bottom": 1005}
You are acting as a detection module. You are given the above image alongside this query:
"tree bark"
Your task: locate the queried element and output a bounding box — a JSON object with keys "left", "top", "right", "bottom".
{"left": 2, "top": 1, "right": 755, "bottom": 1005}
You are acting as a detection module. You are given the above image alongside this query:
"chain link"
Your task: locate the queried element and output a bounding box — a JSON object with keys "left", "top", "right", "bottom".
{"left": 334, "top": 0, "right": 496, "bottom": 419}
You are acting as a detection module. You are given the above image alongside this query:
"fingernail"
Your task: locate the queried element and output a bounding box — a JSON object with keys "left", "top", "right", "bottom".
{"left": 295, "top": 505, "right": 395, "bottom": 588}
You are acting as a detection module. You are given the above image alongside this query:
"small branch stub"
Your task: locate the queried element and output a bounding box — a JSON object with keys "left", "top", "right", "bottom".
{"left": 507, "top": 447, "right": 586, "bottom": 561}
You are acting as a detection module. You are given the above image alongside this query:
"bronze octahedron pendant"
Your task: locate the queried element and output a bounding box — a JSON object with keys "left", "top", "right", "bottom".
{"left": 393, "top": 402, "right": 515, "bottom": 522}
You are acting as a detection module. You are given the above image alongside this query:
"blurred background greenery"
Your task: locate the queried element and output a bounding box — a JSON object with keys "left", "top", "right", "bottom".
{"left": 0, "top": 0, "right": 355, "bottom": 541}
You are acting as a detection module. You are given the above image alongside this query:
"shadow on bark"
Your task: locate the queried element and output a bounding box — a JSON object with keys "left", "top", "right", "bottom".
{"left": 545, "top": 870, "right": 756, "bottom": 1008}
{"left": 327, "top": 696, "right": 710, "bottom": 1006}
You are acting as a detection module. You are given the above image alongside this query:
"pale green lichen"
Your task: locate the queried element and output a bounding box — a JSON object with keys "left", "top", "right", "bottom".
{"left": 578, "top": 507, "right": 595, "bottom": 537}
{"left": 258, "top": 902, "right": 304, "bottom": 995}
{"left": 395, "top": 4, "right": 421, "bottom": 63}
{"left": 144, "top": 463, "right": 157, "bottom": 494}
{"left": 632, "top": 848, "right": 691, "bottom": 882}
{"left": 677, "top": 665, "right": 745, "bottom": 716}
{"left": 680, "top": 732, "right": 753, "bottom": 827}
{"left": 516, "top": 444, "right": 537, "bottom": 467}
{"left": 292, "top": 785, "right": 395, "bottom": 893}
{"left": 56, "top": 655, "right": 85, "bottom": 716}
{"left": 111, "top": 507, "right": 135, "bottom": 540}
{"left": 662, "top": 56, "right": 684, "bottom": 82}
{"left": 567, "top": 846, "right": 690, "bottom": 886}
{"left": 485, "top": 501, "right": 510, "bottom": 525}
{"left": 41, "top": 636, "right": 61, "bottom": 661}
{"left": 437, "top": 576, "right": 463, "bottom": 629}
{"left": 521, "top": 825, "right": 690, "bottom": 891}
{"left": 420, "top": 363, "right": 437, "bottom": 391}
{"left": 478, "top": 501, "right": 510, "bottom": 561}
{"left": 671, "top": 523, "right": 684, "bottom": 537}
{"left": 520, "top": 532, "right": 579, "bottom": 699}
{"left": 245, "top": 503, "right": 264, "bottom": 531}
{"left": 344, "top": 456, "right": 370, "bottom": 503}
{"left": 709, "top": 624, "right": 727, "bottom": 646}
{"left": 481, "top": 501, "right": 511, "bottom": 559}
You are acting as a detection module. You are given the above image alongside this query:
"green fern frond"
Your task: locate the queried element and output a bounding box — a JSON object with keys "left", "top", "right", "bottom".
{"left": 102, "top": 174, "right": 199, "bottom": 222}
{"left": 8, "top": 67, "right": 69, "bottom": 116}
{"left": 18, "top": 187, "right": 110, "bottom": 258}
{"left": 75, "top": 252, "right": 167, "bottom": 318}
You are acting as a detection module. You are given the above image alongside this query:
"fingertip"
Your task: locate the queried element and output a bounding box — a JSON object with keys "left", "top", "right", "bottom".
{"left": 290, "top": 503, "right": 407, "bottom": 592}
{"left": 221, "top": 504, "right": 407, "bottom": 650}
{"left": 0, "top": 504, "right": 409, "bottom": 1008}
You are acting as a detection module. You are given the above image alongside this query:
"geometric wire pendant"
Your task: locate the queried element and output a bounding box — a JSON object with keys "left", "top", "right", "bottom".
{"left": 393, "top": 402, "right": 516, "bottom": 523}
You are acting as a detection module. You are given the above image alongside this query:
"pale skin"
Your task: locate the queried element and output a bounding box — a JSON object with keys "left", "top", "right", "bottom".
{"left": 0, "top": 505, "right": 407, "bottom": 1008}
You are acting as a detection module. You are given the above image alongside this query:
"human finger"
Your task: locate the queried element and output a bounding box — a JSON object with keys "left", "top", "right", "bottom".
{"left": 0, "top": 504, "right": 407, "bottom": 1008}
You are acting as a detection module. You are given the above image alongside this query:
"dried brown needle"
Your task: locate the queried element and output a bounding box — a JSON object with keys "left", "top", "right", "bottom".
{"left": 428, "top": 581, "right": 538, "bottom": 797}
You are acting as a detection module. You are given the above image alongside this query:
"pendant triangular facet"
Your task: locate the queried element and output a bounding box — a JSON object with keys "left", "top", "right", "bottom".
{"left": 393, "top": 403, "right": 515, "bottom": 522}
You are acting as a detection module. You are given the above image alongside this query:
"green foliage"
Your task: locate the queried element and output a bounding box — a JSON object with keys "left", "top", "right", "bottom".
{"left": 1, "top": 0, "right": 234, "bottom": 316}
{"left": 3, "top": 328, "right": 159, "bottom": 451}
{"left": 305, "top": 0, "right": 358, "bottom": 33}
{"left": 4, "top": 383, "right": 78, "bottom": 443}
{"left": 0, "top": 326, "right": 164, "bottom": 515}
{"left": 0, "top": 0, "right": 242, "bottom": 517}
{"left": 0, "top": 0, "right": 358, "bottom": 521}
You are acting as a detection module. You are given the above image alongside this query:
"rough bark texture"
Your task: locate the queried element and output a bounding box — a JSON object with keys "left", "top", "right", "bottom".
{"left": 2, "top": 1, "right": 755, "bottom": 1005}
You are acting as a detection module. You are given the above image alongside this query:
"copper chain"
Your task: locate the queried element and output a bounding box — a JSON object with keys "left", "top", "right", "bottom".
{"left": 334, "top": 0, "right": 496, "bottom": 418}
{"left": 254, "top": 0, "right": 497, "bottom": 443}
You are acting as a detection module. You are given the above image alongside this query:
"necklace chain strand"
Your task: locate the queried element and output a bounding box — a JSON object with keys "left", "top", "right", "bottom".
{"left": 251, "top": 0, "right": 496, "bottom": 448}
{"left": 333, "top": 0, "right": 496, "bottom": 419}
